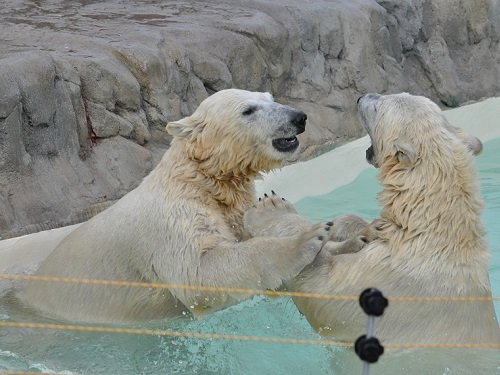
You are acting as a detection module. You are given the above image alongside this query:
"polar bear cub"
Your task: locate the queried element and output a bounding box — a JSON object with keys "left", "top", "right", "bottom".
{"left": 246, "top": 93, "right": 500, "bottom": 348}
{"left": 18, "top": 89, "right": 335, "bottom": 324}
{"left": 291, "top": 93, "right": 499, "bottom": 345}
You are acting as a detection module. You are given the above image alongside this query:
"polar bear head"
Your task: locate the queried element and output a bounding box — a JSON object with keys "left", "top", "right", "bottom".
{"left": 166, "top": 89, "right": 307, "bottom": 177}
{"left": 357, "top": 93, "right": 482, "bottom": 169}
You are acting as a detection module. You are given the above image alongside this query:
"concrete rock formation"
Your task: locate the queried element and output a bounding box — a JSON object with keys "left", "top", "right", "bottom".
{"left": 1, "top": 0, "right": 500, "bottom": 237}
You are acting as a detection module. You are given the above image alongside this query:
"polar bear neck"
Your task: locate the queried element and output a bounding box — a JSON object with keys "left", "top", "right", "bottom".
{"left": 168, "top": 136, "right": 282, "bottom": 210}
{"left": 377, "top": 142, "right": 488, "bottom": 269}
{"left": 152, "top": 143, "right": 258, "bottom": 212}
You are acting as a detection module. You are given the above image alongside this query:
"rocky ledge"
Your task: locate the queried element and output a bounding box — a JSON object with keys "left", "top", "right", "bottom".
{"left": 1, "top": 0, "right": 499, "bottom": 237}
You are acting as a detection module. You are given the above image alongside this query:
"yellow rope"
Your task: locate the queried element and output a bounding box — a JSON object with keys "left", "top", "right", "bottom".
{"left": 390, "top": 296, "right": 499, "bottom": 302}
{"left": 0, "top": 321, "right": 352, "bottom": 347}
{"left": 1, "top": 273, "right": 499, "bottom": 303}
{"left": 0, "top": 273, "right": 358, "bottom": 301}
{"left": 1, "top": 321, "right": 499, "bottom": 350}
{"left": 386, "top": 342, "right": 500, "bottom": 350}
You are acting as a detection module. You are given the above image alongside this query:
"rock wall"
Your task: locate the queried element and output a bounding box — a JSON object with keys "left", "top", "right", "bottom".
{"left": 1, "top": 0, "right": 500, "bottom": 237}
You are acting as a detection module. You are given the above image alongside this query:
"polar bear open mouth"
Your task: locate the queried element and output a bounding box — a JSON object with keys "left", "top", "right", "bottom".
{"left": 361, "top": 119, "right": 376, "bottom": 166}
{"left": 272, "top": 136, "right": 300, "bottom": 152}
{"left": 365, "top": 144, "right": 375, "bottom": 165}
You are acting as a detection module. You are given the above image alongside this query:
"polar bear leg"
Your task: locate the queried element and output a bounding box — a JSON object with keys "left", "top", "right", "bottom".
{"left": 171, "top": 222, "right": 334, "bottom": 314}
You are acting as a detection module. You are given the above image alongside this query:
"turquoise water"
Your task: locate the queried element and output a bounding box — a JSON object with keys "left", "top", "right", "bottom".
{"left": 0, "top": 138, "right": 499, "bottom": 374}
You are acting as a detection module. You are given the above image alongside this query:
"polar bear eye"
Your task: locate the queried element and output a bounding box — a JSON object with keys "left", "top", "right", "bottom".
{"left": 242, "top": 106, "right": 257, "bottom": 116}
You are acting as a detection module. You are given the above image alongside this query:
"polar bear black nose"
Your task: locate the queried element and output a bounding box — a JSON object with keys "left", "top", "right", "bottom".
{"left": 291, "top": 111, "right": 307, "bottom": 132}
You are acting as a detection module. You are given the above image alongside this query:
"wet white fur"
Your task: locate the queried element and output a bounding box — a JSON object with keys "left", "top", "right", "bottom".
{"left": 18, "top": 89, "right": 331, "bottom": 323}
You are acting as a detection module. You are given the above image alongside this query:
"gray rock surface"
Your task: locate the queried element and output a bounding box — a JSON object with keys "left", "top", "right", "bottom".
{"left": 1, "top": 0, "right": 500, "bottom": 237}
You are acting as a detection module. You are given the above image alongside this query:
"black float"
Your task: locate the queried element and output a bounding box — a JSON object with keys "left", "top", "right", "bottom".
{"left": 354, "top": 288, "right": 388, "bottom": 375}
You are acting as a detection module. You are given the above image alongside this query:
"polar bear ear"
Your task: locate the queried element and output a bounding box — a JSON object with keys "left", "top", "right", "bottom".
{"left": 394, "top": 140, "right": 417, "bottom": 166}
{"left": 445, "top": 124, "right": 483, "bottom": 156}
{"left": 465, "top": 134, "right": 483, "bottom": 156}
{"left": 263, "top": 92, "right": 274, "bottom": 102}
{"left": 165, "top": 117, "right": 195, "bottom": 139}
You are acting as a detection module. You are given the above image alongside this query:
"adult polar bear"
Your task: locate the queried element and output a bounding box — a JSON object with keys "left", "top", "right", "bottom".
{"left": 247, "top": 93, "right": 500, "bottom": 349}
{"left": 18, "top": 89, "right": 335, "bottom": 324}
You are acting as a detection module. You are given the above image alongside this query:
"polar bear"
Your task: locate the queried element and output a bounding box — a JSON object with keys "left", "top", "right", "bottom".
{"left": 17, "top": 89, "right": 335, "bottom": 324}
{"left": 245, "top": 93, "right": 500, "bottom": 349}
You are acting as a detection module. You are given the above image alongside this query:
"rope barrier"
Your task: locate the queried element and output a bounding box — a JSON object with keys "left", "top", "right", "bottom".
{"left": 0, "top": 321, "right": 352, "bottom": 347}
{"left": 0, "top": 372, "right": 84, "bottom": 375}
{"left": 0, "top": 321, "right": 499, "bottom": 350}
{"left": 0, "top": 273, "right": 358, "bottom": 301}
{"left": 385, "top": 342, "right": 500, "bottom": 350}
{"left": 1, "top": 273, "right": 498, "bottom": 303}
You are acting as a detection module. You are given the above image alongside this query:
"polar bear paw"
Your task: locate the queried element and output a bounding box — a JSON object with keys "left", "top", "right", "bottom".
{"left": 290, "top": 221, "right": 334, "bottom": 273}
{"left": 322, "top": 234, "right": 369, "bottom": 257}
{"left": 244, "top": 191, "right": 310, "bottom": 237}
{"left": 250, "top": 191, "right": 298, "bottom": 214}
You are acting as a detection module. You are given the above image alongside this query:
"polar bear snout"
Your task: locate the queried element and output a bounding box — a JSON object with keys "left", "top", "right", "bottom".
{"left": 270, "top": 108, "right": 307, "bottom": 153}
{"left": 357, "top": 93, "right": 381, "bottom": 166}
{"left": 357, "top": 93, "right": 381, "bottom": 134}
{"left": 290, "top": 110, "right": 307, "bottom": 134}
